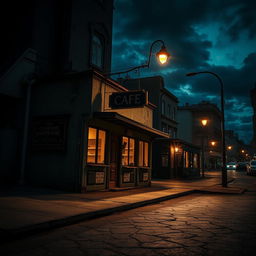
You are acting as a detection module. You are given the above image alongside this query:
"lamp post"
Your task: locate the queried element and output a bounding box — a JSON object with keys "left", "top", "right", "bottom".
{"left": 186, "top": 71, "right": 227, "bottom": 187}
{"left": 201, "top": 119, "right": 208, "bottom": 178}
{"left": 106, "top": 40, "right": 171, "bottom": 77}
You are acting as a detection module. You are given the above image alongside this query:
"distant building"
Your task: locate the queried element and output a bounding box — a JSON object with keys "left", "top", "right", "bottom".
{"left": 177, "top": 101, "right": 222, "bottom": 170}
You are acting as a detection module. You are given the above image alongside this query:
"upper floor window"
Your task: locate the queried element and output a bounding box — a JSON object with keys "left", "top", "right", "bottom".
{"left": 91, "top": 34, "right": 104, "bottom": 69}
{"left": 162, "top": 100, "right": 166, "bottom": 115}
{"left": 173, "top": 107, "right": 176, "bottom": 120}
{"left": 168, "top": 104, "right": 171, "bottom": 118}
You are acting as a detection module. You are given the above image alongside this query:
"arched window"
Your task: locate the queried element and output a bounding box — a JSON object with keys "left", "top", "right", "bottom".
{"left": 91, "top": 34, "right": 104, "bottom": 69}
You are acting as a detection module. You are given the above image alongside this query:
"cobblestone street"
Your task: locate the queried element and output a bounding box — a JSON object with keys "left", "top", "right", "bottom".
{"left": 1, "top": 173, "right": 256, "bottom": 256}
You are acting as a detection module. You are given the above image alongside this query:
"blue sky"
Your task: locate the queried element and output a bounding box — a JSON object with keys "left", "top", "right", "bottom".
{"left": 111, "top": 0, "right": 256, "bottom": 144}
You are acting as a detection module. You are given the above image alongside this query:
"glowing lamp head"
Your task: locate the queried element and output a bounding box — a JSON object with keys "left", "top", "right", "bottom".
{"left": 201, "top": 119, "right": 208, "bottom": 126}
{"left": 241, "top": 150, "right": 245, "bottom": 153}
{"left": 175, "top": 147, "right": 179, "bottom": 152}
{"left": 227, "top": 146, "right": 232, "bottom": 150}
{"left": 156, "top": 45, "right": 170, "bottom": 64}
{"left": 211, "top": 141, "right": 216, "bottom": 146}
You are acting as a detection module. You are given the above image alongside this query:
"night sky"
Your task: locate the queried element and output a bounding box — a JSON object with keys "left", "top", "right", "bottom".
{"left": 111, "top": 0, "right": 256, "bottom": 144}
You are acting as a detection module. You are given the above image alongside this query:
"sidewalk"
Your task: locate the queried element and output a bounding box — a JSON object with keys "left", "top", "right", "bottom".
{"left": 0, "top": 171, "right": 245, "bottom": 242}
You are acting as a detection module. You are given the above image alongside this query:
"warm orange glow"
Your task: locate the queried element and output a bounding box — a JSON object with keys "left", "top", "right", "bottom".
{"left": 158, "top": 54, "right": 168, "bottom": 64}
{"left": 227, "top": 146, "right": 232, "bottom": 150}
{"left": 156, "top": 45, "right": 170, "bottom": 65}
{"left": 241, "top": 150, "right": 245, "bottom": 153}
{"left": 211, "top": 141, "right": 216, "bottom": 146}
{"left": 175, "top": 147, "right": 179, "bottom": 152}
{"left": 201, "top": 119, "right": 208, "bottom": 126}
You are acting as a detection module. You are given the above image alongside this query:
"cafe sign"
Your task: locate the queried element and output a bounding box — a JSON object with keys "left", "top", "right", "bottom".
{"left": 109, "top": 90, "right": 148, "bottom": 109}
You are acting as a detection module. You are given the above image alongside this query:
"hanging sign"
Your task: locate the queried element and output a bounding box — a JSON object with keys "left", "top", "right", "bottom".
{"left": 109, "top": 90, "right": 147, "bottom": 109}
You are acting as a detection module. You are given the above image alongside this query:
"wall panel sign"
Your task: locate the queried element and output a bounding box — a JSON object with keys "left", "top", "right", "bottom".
{"left": 31, "top": 115, "right": 69, "bottom": 151}
{"left": 109, "top": 90, "right": 148, "bottom": 109}
{"left": 123, "top": 172, "right": 131, "bottom": 182}
{"left": 95, "top": 172, "right": 104, "bottom": 184}
{"left": 143, "top": 172, "right": 149, "bottom": 181}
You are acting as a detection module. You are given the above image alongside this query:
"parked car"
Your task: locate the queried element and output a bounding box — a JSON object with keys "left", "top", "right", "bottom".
{"left": 248, "top": 160, "right": 256, "bottom": 175}
{"left": 236, "top": 162, "right": 249, "bottom": 172}
{"left": 226, "top": 162, "right": 237, "bottom": 170}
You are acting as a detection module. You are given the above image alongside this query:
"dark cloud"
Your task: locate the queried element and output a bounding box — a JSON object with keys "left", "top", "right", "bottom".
{"left": 112, "top": 0, "right": 256, "bottom": 144}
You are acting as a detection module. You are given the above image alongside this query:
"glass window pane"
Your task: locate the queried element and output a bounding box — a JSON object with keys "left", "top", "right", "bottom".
{"left": 193, "top": 154, "right": 198, "bottom": 168}
{"left": 122, "top": 137, "right": 129, "bottom": 166}
{"left": 185, "top": 151, "right": 189, "bottom": 168}
{"left": 139, "top": 141, "right": 143, "bottom": 166}
{"left": 87, "top": 127, "right": 97, "bottom": 163}
{"left": 97, "top": 130, "right": 106, "bottom": 164}
{"left": 92, "top": 34, "right": 103, "bottom": 68}
{"left": 144, "top": 142, "right": 149, "bottom": 167}
{"left": 129, "top": 138, "right": 135, "bottom": 166}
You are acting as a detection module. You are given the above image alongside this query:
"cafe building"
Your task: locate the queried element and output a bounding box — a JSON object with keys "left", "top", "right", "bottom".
{"left": 152, "top": 138, "right": 201, "bottom": 179}
{"left": 27, "top": 70, "right": 169, "bottom": 192}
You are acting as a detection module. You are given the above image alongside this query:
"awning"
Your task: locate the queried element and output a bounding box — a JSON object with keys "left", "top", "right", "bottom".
{"left": 93, "top": 112, "right": 169, "bottom": 138}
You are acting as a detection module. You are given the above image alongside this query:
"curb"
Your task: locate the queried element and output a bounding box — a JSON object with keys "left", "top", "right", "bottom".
{"left": 0, "top": 189, "right": 196, "bottom": 243}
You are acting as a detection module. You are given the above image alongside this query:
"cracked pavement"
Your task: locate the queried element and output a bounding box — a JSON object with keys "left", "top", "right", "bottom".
{"left": 1, "top": 173, "right": 256, "bottom": 256}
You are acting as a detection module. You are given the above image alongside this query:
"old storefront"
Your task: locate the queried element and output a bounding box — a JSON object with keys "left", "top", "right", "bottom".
{"left": 152, "top": 138, "right": 201, "bottom": 179}
{"left": 28, "top": 70, "right": 168, "bottom": 192}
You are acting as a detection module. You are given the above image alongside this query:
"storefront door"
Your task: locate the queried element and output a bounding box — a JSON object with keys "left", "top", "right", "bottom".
{"left": 109, "top": 134, "right": 119, "bottom": 188}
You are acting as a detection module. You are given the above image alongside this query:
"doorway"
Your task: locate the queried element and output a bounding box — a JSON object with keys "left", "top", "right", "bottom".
{"left": 109, "top": 134, "right": 119, "bottom": 189}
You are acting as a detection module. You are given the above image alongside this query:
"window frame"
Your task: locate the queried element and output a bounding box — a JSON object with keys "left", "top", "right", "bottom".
{"left": 162, "top": 100, "right": 166, "bottom": 115}
{"left": 87, "top": 127, "right": 106, "bottom": 164}
{"left": 139, "top": 140, "right": 149, "bottom": 167}
{"left": 90, "top": 32, "right": 105, "bottom": 70}
{"left": 121, "top": 136, "right": 135, "bottom": 166}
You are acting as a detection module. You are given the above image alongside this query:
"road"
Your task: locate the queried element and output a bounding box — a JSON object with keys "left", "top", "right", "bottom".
{"left": 1, "top": 172, "right": 256, "bottom": 256}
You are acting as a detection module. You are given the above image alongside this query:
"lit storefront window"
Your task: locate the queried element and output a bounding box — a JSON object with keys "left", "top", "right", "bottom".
{"left": 185, "top": 151, "right": 189, "bottom": 168}
{"left": 193, "top": 154, "right": 199, "bottom": 168}
{"left": 97, "top": 130, "right": 106, "bottom": 163}
{"left": 87, "top": 127, "right": 106, "bottom": 164}
{"left": 122, "top": 137, "right": 135, "bottom": 166}
{"left": 139, "top": 141, "right": 149, "bottom": 167}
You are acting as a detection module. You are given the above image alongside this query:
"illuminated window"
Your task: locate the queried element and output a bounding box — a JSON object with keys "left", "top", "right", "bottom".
{"left": 139, "top": 141, "right": 149, "bottom": 167}
{"left": 122, "top": 137, "right": 135, "bottom": 166}
{"left": 185, "top": 151, "right": 189, "bottom": 168}
{"left": 193, "top": 154, "right": 199, "bottom": 168}
{"left": 87, "top": 127, "right": 106, "bottom": 164}
{"left": 91, "top": 34, "right": 104, "bottom": 68}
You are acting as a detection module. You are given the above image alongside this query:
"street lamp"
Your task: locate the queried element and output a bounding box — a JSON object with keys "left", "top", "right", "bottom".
{"left": 200, "top": 118, "right": 208, "bottom": 178}
{"left": 107, "top": 40, "right": 171, "bottom": 77}
{"left": 186, "top": 71, "right": 228, "bottom": 187}
{"left": 211, "top": 141, "right": 216, "bottom": 146}
{"left": 201, "top": 119, "right": 208, "bottom": 126}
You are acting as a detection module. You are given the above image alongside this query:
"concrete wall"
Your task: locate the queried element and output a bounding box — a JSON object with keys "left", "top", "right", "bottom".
{"left": 27, "top": 75, "right": 92, "bottom": 191}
